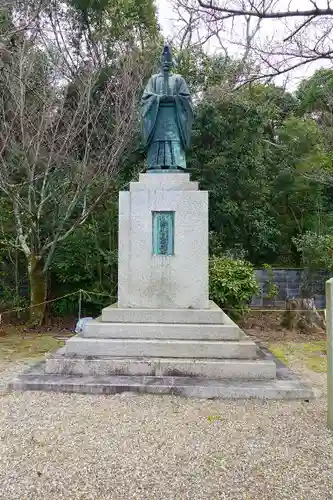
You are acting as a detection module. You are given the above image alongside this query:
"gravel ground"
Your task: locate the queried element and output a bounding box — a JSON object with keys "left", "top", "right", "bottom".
{"left": 0, "top": 361, "right": 332, "bottom": 500}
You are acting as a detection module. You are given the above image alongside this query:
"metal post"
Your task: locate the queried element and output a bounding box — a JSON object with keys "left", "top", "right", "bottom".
{"left": 78, "top": 289, "right": 82, "bottom": 322}
{"left": 326, "top": 278, "right": 333, "bottom": 429}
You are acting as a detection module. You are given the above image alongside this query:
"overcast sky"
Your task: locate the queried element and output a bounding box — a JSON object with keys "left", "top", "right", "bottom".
{"left": 155, "top": 0, "right": 332, "bottom": 90}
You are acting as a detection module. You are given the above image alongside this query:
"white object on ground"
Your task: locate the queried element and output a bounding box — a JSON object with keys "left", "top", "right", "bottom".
{"left": 75, "top": 317, "right": 93, "bottom": 334}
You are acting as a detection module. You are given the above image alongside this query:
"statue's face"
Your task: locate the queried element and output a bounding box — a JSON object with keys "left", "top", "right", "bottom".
{"left": 161, "top": 59, "right": 172, "bottom": 71}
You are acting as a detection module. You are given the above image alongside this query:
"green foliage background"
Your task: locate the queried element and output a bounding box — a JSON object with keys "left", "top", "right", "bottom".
{"left": 0, "top": 2, "right": 333, "bottom": 318}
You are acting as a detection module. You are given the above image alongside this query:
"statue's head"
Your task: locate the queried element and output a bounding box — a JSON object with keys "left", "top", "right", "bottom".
{"left": 160, "top": 45, "right": 173, "bottom": 72}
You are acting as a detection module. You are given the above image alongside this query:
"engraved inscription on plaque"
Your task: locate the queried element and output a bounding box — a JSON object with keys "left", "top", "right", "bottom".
{"left": 152, "top": 211, "right": 174, "bottom": 255}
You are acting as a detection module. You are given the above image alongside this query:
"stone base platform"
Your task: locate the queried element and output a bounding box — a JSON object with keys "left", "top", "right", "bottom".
{"left": 101, "top": 301, "right": 229, "bottom": 324}
{"left": 59, "top": 338, "right": 258, "bottom": 359}
{"left": 8, "top": 360, "right": 313, "bottom": 400}
{"left": 81, "top": 320, "right": 242, "bottom": 340}
{"left": 45, "top": 354, "right": 276, "bottom": 379}
{"left": 7, "top": 302, "right": 314, "bottom": 400}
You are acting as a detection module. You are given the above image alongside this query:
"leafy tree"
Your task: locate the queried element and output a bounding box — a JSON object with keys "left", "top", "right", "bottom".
{"left": 189, "top": 78, "right": 331, "bottom": 266}
{"left": 297, "top": 68, "right": 333, "bottom": 152}
{"left": 268, "top": 116, "right": 331, "bottom": 265}
{"left": 293, "top": 231, "right": 333, "bottom": 275}
{"left": 189, "top": 92, "right": 280, "bottom": 264}
{"left": 175, "top": 50, "right": 260, "bottom": 96}
{"left": 34, "top": 0, "right": 160, "bottom": 79}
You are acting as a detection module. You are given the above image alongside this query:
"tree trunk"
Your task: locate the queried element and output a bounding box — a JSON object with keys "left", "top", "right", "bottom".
{"left": 282, "top": 297, "right": 326, "bottom": 333}
{"left": 28, "top": 255, "right": 47, "bottom": 326}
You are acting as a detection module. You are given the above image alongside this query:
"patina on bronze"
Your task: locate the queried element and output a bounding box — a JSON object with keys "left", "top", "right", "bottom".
{"left": 141, "top": 45, "right": 193, "bottom": 171}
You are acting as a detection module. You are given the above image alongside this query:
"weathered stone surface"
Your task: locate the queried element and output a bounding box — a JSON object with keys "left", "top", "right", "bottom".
{"left": 130, "top": 173, "right": 198, "bottom": 191}
{"left": 8, "top": 362, "right": 314, "bottom": 400}
{"left": 62, "top": 337, "right": 258, "bottom": 359}
{"left": 81, "top": 320, "right": 243, "bottom": 340}
{"left": 101, "top": 301, "right": 227, "bottom": 324}
{"left": 118, "top": 173, "right": 209, "bottom": 310}
{"left": 45, "top": 356, "right": 276, "bottom": 379}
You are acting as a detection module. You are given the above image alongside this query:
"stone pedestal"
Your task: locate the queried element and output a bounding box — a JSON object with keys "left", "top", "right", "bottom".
{"left": 8, "top": 172, "right": 313, "bottom": 400}
{"left": 118, "top": 173, "right": 209, "bottom": 309}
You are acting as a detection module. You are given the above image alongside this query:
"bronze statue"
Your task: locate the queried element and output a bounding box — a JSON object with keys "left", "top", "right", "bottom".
{"left": 141, "top": 45, "right": 193, "bottom": 171}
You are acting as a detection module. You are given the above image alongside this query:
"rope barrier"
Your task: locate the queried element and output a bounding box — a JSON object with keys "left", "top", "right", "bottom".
{"left": 236, "top": 308, "right": 327, "bottom": 313}
{"left": 0, "top": 290, "right": 80, "bottom": 316}
{"left": 80, "top": 289, "right": 117, "bottom": 298}
{"left": 0, "top": 288, "right": 327, "bottom": 320}
{"left": 0, "top": 289, "right": 117, "bottom": 320}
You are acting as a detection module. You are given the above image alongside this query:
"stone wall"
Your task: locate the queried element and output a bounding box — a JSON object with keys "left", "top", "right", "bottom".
{"left": 251, "top": 268, "right": 330, "bottom": 309}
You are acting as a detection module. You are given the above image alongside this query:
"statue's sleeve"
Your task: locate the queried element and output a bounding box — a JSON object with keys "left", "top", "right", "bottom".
{"left": 175, "top": 77, "right": 193, "bottom": 149}
{"left": 141, "top": 76, "right": 160, "bottom": 148}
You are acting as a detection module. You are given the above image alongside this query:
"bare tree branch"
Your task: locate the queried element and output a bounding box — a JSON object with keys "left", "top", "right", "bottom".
{"left": 197, "top": 0, "right": 333, "bottom": 19}
{"left": 0, "top": 20, "right": 151, "bottom": 277}
{"left": 0, "top": 0, "right": 45, "bottom": 37}
{"left": 168, "top": 1, "right": 333, "bottom": 82}
{"left": 283, "top": 15, "right": 316, "bottom": 42}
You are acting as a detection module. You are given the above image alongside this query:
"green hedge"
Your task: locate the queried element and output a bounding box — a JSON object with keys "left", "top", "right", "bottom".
{"left": 209, "top": 256, "right": 259, "bottom": 318}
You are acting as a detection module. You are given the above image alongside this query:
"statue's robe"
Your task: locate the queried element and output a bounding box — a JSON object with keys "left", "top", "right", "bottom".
{"left": 141, "top": 73, "right": 193, "bottom": 170}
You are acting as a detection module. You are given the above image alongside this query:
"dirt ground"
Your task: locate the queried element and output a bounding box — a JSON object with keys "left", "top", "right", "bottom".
{"left": 240, "top": 310, "right": 327, "bottom": 343}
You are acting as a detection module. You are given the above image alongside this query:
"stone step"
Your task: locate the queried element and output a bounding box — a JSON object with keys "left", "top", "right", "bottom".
{"left": 62, "top": 337, "right": 257, "bottom": 359}
{"left": 45, "top": 356, "right": 276, "bottom": 380}
{"left": 82, "top": 320, "right": 243, "bottom": 340}
{"left": 101, "top": 301, "right": 228, "bottom": 324}
{"left": 131, "top": 180, "right": 198, "bottom": 192}
{"left": 130, "top": 172, "right": 198, "bottom": 192}
{"left": 8, "top": 371, "right": 314, "bottom": 400}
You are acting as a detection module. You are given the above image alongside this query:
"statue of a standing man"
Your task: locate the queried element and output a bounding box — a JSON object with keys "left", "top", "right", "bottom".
{"left": 141, "top": 45, "right": 193, "bottom": 171}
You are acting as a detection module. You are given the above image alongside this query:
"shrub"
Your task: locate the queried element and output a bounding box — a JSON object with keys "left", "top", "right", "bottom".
{"left": 209, "top": 256, "right": 259, "bottom": 318}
